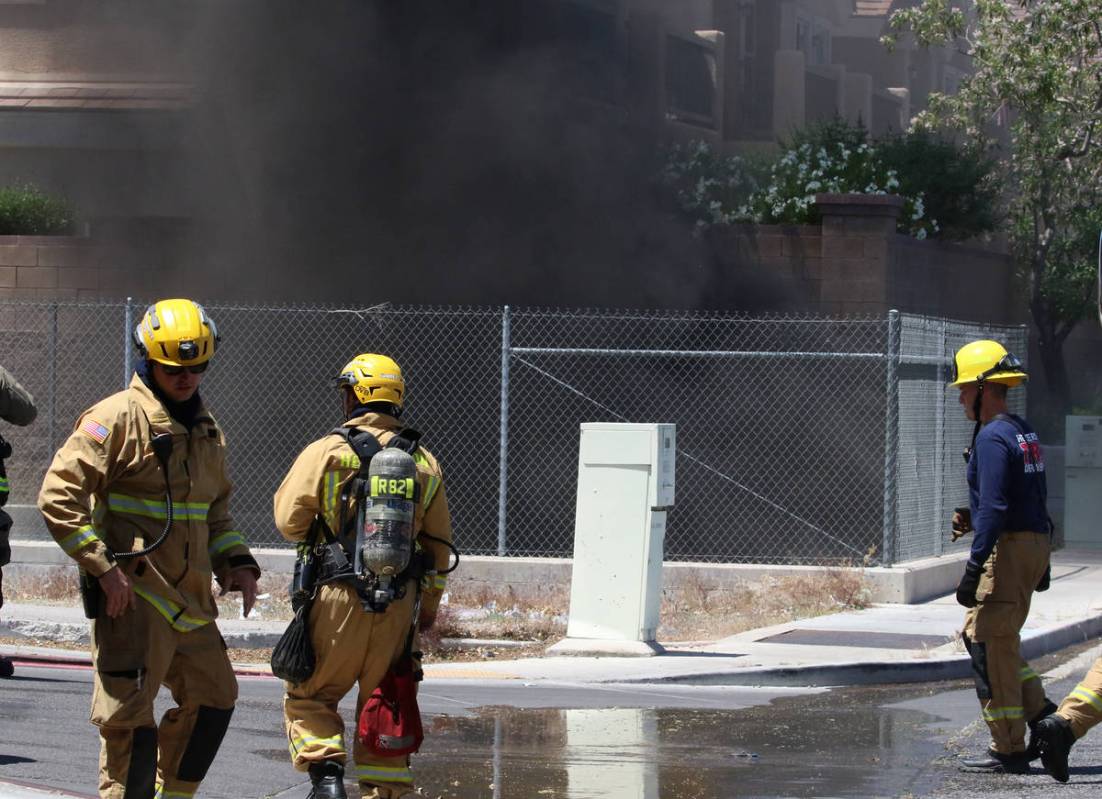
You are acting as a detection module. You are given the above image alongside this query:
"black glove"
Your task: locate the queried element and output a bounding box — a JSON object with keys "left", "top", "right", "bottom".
{"left": 951, "top": 507, "right": 973, "bottom": 541}
{"left": 1036, "top": 565, "right": 1051, "bottom": 592}
{"left": 956, "top": 561, "right": 983, "bottom": 608}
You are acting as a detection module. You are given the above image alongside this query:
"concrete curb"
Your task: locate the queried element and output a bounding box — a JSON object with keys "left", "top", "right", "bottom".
{"left": 611, "top": 610, "right": 1102, "bottom": 687}
{"left": 7, "top": 609, "right": 1102, "bottom": 688}
{"left": 0, "top": 637, "right": 537, "bottom": 679}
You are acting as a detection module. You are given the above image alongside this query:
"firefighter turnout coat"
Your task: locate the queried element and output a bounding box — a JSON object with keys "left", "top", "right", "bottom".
{"left": 39, "top": 374, "right": 257, "bottom": 620}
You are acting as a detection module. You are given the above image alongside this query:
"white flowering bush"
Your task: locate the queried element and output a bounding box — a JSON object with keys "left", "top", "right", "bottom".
{"left": 660, "top": 140, "right": 767, "bottom": 230}
{"left": 740, "top": 141, "right": 938, "bottom": 239}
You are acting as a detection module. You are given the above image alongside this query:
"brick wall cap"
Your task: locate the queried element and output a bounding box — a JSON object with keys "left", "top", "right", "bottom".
{"left": 814, "top": 193, "right": 904, "bottom": 217}
{"left": 0, "top": 234, "right": 91, "bottom": 246}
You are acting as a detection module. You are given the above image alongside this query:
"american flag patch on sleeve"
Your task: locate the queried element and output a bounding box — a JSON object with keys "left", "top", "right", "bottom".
{"left": 79, "top": 418, "right": 110, "bottom": 444}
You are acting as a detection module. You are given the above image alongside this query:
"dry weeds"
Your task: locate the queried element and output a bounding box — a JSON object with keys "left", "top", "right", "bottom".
{"left": 658, "top": 567, "right": 872, "bottom": 641}
{"left": 4, "top": 565, "right": 873, "bottom": 658}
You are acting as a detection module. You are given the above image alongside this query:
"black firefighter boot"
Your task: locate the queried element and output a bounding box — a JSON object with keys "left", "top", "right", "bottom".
{"left": 0, "top": 655, "right": 13, "bottom": 679}
{"left": 1034, "top": 714, "right": 1076, "bottom": 783}
{"left": 307, "top": 760, "right": 348, "bottom": 799}
{"left": 1025, "top": 699, "right": 1059, "bottom": 761}
{"left": 957, "top": 749, "right": 1031, "bottom": 774}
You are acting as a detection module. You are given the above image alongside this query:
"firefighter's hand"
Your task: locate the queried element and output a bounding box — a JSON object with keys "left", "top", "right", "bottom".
{"left": 418, "top": 609, "right": 437, "bottom": 631}
{"left": 98, "top": 566, "right": 136, "bottom": 618}
{"left": 951, "top": 507, "right": 973, "bottom": 541}
{"left": 956, "top": 561, "right": 983, "bottom": 608}
{"left": 221, "top": 568, "right": 259, "bottom": 617}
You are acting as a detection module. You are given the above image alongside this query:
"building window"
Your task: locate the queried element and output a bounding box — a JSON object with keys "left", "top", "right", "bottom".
{"left": 666, "top": 34, "right": 717, "bottom": 127}
{"left": 796, "top": 14, "right": 831, "bottom": 66}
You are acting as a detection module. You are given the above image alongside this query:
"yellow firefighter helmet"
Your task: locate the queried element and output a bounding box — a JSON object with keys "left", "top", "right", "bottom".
{"left": 949, "top": 339, "right": 1027, "bottom": 388}
{"left": 133, "top": 299, "right": 220, "bottom": 366}
{"left": 336, "top": 353, "right": 405, "bottom": 409}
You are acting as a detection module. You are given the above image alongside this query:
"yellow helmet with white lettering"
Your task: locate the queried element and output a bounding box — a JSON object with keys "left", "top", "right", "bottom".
{"left": 335, "top": 353, "right": 405, "bottom": 409}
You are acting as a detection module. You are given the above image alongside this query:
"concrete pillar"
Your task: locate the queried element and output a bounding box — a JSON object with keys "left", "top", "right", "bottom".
{"left": 816, "top": 193, "right": 904, "bottom": 236}
{"left": 845, "top": 72, "right": 873, "bottom": 131}
{"left": 825, "top": 64, "right": 847, "bottom": 120}
{"left": 887, "top": 87, "right": 911, "bottom": 130}
{"left": 814, "top": 193, "right": 904, "bottom": 314}
{"left": 695, "top": 29, "right": 726, "bottom": 134}
{"left": 773, "top": 49, "right": 806, "bottom": 137}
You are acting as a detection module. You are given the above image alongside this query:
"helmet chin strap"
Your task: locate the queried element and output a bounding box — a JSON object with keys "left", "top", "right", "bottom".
{"left": 964, "top": 380, "right": 985, "bottom": 462}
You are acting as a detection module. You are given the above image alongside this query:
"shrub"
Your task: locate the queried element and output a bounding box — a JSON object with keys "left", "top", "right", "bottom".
{"left": 659, "top": 140, "right": 767, "bottom": 230}
{"left": 660, "top": 116, "right": 999, "bottom": 241}
{"left": 0, "top": 183, "right": 74, "bottom": 235}
{"left": 781, "top": 115, "right": 870, "bottom": 156}
{"left": 745, "top": 139, "right": 937, "bottom": 238}
{"left": 876, "top": 128, "right": 998, "bottom": 241}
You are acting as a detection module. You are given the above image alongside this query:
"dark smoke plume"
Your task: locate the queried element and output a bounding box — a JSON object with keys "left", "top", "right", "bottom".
{"left": 159, "top": 1, "right": 786, "bottom": 311}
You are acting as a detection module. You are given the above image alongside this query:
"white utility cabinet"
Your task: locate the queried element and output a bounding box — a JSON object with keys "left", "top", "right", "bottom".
{"left": 548, "top": 422, "right": 675, "bottom": 657}
{"left": 1065, "top": 415, "right": 1102, "bottom": 547}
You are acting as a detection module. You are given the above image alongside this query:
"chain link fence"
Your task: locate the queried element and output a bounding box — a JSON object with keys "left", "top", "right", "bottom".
{"left": 0, "top": 300, "right": 1025, "bottom": 566}
{"left": 892, "top": 315, "right": 1029, "bottom": 564}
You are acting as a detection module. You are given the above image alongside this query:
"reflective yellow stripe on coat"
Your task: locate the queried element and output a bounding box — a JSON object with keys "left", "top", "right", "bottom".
{"left": 133, "top": 586, "right": 210, "bottom": 632}
{"left": 107, "top": 492, "right": 210, "bottom": 521}
{"left": 208, "top": 530, "right": 247, "bottom": 558}
{"left": 58, "top": 524, "right": 101, "bottom": 555}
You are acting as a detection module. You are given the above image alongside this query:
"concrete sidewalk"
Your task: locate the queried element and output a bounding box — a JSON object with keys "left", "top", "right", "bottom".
{"left": 3, "top": 550, "right": 1102, "bottom": 689}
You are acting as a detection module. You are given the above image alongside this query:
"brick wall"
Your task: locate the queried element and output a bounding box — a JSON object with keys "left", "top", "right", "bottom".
{"left": 7, "top": 196, "right": 1016, "bottom": 320}
{"left": 706, "top": 193, "right": 1016, "bottom": 323}
{"left": 0, "top": 236, "right": 151, "bottom": 300}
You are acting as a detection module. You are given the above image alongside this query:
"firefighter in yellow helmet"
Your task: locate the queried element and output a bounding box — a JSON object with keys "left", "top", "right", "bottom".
{"left": 38, "top": 298, "right": 261, "bottom": 799}
{"left": 274, "top": 353, "right": 453, "bottom": 799}
{"left": 948, "top": 340, "right": 1055, "bottom": 774}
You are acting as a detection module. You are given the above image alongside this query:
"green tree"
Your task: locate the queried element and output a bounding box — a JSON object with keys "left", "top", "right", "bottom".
{"left": 885, "top": 0, "right": 1102, "bottom": 416}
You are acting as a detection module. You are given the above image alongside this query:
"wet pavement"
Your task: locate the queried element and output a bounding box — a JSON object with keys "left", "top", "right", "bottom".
{"left": 0, "top": 659, "right": 1027, "bottom": 799}
{"left": 412, "top": 684, "right": 957, "bottom": 799}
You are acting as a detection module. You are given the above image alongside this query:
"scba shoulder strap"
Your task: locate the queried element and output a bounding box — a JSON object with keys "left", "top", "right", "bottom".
{"left": 329, "top": 425, "right": 422, "bottom": 472}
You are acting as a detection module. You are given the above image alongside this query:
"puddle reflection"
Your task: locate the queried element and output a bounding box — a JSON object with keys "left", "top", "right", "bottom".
{"left": 416, "top": 688, "right": 948, "bottom": 798}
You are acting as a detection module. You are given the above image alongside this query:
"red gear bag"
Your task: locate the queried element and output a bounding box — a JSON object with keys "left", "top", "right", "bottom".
{"left": 357, "top": 653, "right": 424, "bottom": 757}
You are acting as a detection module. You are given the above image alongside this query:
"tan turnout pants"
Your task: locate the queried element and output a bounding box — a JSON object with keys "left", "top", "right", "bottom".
{"left": 284, "top": 582, "right": 417, "bottom": 799}
{"left": 91, "top": 599, "right": 238, "bottom": 799}
{"left": 962, "top": 530, "right": 1051, "bottom": 754}
{"left": 1057, "top": 656, "right": 1102, "bottom": 739}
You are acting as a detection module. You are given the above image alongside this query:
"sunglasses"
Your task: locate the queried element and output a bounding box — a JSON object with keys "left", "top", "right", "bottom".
{"left": 159, "top": 361, "right": 209, "bottom": 376}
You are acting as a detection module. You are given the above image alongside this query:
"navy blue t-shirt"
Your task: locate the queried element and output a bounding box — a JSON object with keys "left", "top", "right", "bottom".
{"left": 967, "top": 414, "right": 1050, "bottom": 568}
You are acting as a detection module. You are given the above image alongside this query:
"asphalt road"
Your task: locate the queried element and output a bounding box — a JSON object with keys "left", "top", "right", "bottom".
{"left": 4, "top": 642, "right": 1102, "bottom": 798}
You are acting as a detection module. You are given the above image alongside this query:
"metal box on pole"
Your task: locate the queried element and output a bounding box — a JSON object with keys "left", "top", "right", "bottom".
{"left": 1065, "top": 415, "right": 1102, "bottom": 547}
{"left": 548, "top": 422, "right": 675, "bottom": 657}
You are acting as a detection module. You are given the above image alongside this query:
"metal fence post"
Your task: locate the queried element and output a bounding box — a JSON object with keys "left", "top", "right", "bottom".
{"left": 882, "top": 309, "right": 901, "bottom": 567}
{"left": 933, "top": 319, "right": 946, "bottom": 556}
{"left": 123, "top": 296, "right": 134, "bottom": 389}
{"left": 48, "top": 303, "right": 58, "bottom": 453}
{"left": 497, "top": 305, "right": 511, "bottom": 557}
